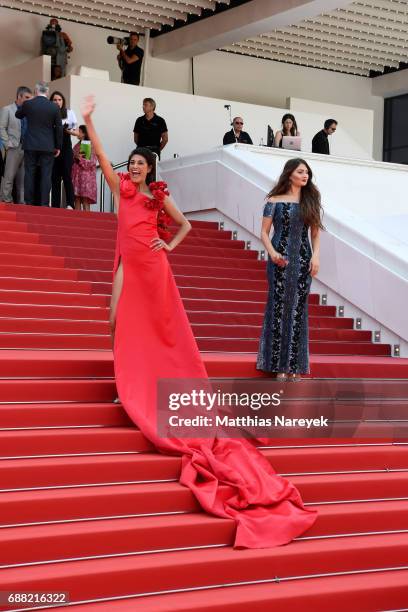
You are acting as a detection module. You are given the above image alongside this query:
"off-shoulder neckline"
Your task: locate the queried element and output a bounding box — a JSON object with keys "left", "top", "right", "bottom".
{"left": 266, "top": 200, "right": 299, "bottom": 204}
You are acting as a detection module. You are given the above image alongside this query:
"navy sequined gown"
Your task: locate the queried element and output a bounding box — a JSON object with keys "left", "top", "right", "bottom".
{"left": 257, "top": 200, "right": 312, "bottom": 375}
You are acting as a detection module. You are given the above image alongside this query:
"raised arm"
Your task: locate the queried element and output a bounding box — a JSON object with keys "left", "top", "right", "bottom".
{"left": 81, "top": 96, "right": 119, "bottom": 196}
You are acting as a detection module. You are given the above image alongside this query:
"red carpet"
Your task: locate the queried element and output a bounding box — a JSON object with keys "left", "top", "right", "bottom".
{"left": 0, "top": 202, "right": 407, "bottom": 610}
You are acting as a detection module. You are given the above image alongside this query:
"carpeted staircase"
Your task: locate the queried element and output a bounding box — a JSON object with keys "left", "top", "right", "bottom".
{"left": 0, "top": 202, "right": 407, "bottom": 611}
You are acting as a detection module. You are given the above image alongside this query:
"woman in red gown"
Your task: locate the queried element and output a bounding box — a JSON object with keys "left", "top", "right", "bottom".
{"left": 82, "top": 97, "right": 317, "bottom": 549}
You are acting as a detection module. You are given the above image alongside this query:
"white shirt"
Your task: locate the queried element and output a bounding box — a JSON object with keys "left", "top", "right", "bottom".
{"left": 63, "top": 108, "right": 77, "bottom": 130}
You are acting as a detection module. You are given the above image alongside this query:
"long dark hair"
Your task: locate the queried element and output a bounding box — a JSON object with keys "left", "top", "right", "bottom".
{"left": 281, "top": 113, "right": 298, "bottom": 136}
{"left": 50, "top": 90, "right": 67, "bottom": 119}
{"left": 267, "top": 158, "right": 324, "bottom": 229}
{"left": 127, "top": 147, "right": 156, "bottom": 184}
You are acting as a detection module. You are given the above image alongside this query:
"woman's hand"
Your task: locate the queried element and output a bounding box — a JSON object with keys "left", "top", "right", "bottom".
{"left": 271, "top": 250, "right": 288, "bottom": 267}
{"left": 151, "top": 237, "right": 173, "bottom": 252}
{"left": 309, "top": 254, "right": 320, "bottom": 277}
{"left": 81, "top": 95, "right": 96, "bottom": 121}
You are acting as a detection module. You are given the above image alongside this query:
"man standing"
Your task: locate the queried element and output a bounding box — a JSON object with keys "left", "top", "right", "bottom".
{"left": 0, "top": 86, "right": 32, "bottom": 203}
{"left": 117, "top": 33, "right": 144, "bottom": 86}
{"left": 312, "top": 119, "right": 338, "bottom": 155}
{"left": 41, "top": 18, "right": 73, "bottom": 80}
{"left": 223, "top": 117, "right": 253, "bottom": 145}
{"left": 133, "top": 98, "right": 168, "bottom": 159}
{"left": 16, "top": 81, "right": 63, "bottom": 207}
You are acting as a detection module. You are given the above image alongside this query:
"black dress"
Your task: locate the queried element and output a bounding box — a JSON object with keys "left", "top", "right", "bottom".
{"left": 257, "top": 200, "right": 312, "bottom": 375}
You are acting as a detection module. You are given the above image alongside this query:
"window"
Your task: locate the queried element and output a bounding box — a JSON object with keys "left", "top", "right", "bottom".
{"left": 383, "top": 94, "right": 408, "bottom": 164}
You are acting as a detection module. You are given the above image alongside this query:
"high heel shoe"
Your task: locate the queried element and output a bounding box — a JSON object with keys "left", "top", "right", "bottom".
{"left": 276, "top": 373, "right": 288, "bottom": 381}
{"left": 288, "top": 374, "right": 301, "bottom": 382}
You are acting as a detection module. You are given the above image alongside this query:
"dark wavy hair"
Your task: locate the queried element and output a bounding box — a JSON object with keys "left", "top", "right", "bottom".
{"left": 50, "top": 90, "right": 67, "bottom": 119}
{"left": 281, "top": 113, "right": 298, "bottom": 136}
{"left": 127, "top": 147, "right": 156, "bottom": 184}
{"left": 267, "top": 158, "right": 324, "bottom": 229}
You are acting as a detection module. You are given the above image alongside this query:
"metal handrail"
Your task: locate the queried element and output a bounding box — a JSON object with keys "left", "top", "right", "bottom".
{"left": 98, "top": 153, "right": 159, "bottom": 213}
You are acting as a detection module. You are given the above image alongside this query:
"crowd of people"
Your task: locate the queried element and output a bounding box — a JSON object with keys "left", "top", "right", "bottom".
{"left": 0, "top": 82, "right": 97, "bottom": 209}
{"left": 223, "top": 113, "right": 338, "bottom": 155}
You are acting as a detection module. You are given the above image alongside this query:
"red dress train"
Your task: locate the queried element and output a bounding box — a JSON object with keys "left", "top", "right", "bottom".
{"left": 112, "top": 174, "right": 317, "bottom": 548}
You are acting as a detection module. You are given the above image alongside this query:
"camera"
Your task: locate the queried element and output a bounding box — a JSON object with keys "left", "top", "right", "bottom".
{"left": 107, "top": 36, "right": 129, "bottom": 46}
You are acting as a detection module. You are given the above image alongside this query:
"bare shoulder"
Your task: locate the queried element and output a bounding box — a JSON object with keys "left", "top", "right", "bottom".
{"left": 266, "top": 196, "right": 280, "bottom": 202}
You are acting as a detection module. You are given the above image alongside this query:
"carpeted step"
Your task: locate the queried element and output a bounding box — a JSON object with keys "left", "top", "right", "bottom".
{"left": 0, "top": 333, "right": 111, "bottom": 350}
{"left": 0, "top": 303, "right": 110, "bottom": 321}
{"left": 191, "top": 324, "right": 371, "bottom": 341}
{"left": 0, "top": 379, "right": 116, "bottom": 403}
{"left": 0, "top": 289, "right": 108, "bottom": 308}
{"left": 51, "top": 569, "right": 408, "bottom": 612}
{"left": 0, "top": 534, "right": 407, "bottom": 604}
{"left": 0, "top": 240, "right": 53, "bottom": 256}
{"left": 1, "top": 350, "right": 407, "bottom": 380}
{"left": 2, "top": 252, "right": 66, "bottom": 268}
{"left": 197, "top": 337, "right": 391, "bottom": 355}
{"left": 0, "top": 482, "right": 202, "bottom": 525}
{"left": 0, "top": 264, "right": 78, "bottom": 281}
{"left": 0, "top": 202, "right": 116, "bottom": 221}
{"left": 2, "top": 451, "right": 408, "bottom": 503}
{"left": 0, "top": 318, "right": 366, "bottom": 340}
{"left": 182, "top": 299, "right": 335, "bottom": 315}
{"left": 0, "top": 230, "right": 40, "bottom": 244}
{"left": 0, "top": 334, "right": 386, "bottom": 353}
{"left": 0, "top": 317, "right": 110, "bottom": 335}
{"left": 187, "top": 311, "right": 354, "bottom": 328}
{"left": 0, "top": 276, "right": 93, "bottom": 295}
{"left": 170, "top": 264, "right": 268, "bottom": 281}
{"left": 37, "top": 234, "right": 245, "bottom": 251}
{"left": 0, "top": 402, "right": 132, "bottom": 428}
{"left": 2, "top": 498, "right": 408, "bottom": 566}
{"left": 0, "top": 427, "right": 153, "bottom": 459}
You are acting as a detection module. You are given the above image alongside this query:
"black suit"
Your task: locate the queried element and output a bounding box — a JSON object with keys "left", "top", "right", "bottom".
{"left": 312, "top": 130, "right": 330, "bottom": 155}
{"left": 16, "top": 96, "right": 63, "bottom": 206}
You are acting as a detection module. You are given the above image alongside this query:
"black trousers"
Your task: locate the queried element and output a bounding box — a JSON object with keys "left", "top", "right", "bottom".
{"left": 51, "top": 143, "right": 74, "bottom": 208}
{"left": 24, "top": 150, "right": 54, "bottom": 206}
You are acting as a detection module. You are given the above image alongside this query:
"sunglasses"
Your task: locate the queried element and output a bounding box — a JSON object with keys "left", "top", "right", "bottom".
{"left": 234, "top": 121, "right": 243, "bottom": 125}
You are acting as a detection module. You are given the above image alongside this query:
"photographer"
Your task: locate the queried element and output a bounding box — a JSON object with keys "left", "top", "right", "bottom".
{"left": 116, "top": 33, "right": 144, "bottom": 86}
{"left": 41, "top": 18, "right": 73, "bottom": 80}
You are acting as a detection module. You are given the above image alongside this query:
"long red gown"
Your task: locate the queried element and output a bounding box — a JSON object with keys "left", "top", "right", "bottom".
{"left": 112, "top": 173, "right": 317, "bottom": 548}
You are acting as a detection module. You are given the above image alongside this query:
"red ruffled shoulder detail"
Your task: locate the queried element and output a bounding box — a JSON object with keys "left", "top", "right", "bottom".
{"left": 118, "top": 172, "right": 138, "bottom": 199}
{"left": 148, "top": 181, "right": 172, "bottom": 241}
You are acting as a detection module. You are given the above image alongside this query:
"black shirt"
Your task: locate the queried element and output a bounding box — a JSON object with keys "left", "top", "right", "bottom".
{"left": 122, "top": 45, "right": 144, "bottom": 85}
{"left": 133, "top": 113, "right": 168, "bottom": 152}
{"left": 223, "top": 129, "right": 253, "bottom": 145}
{"left": 312, "top": 130, "right": 330, "bottom": 155}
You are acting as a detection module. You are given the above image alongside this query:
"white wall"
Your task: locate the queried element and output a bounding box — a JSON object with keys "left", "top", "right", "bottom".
{"left": 62, "top": 74, "right": 373, "bottom": 169}
{"left": 190, "top": 51, "right": 384, "bottom": 160}
{"left": 0, "top": 55, "right": 50, "bottom": 107}
{"left": 0, "top": 6, "right": 384, "bottom": 159}
{"left": 372, "top": 69, "right": 408, "bottom": 99}
{"left": 289, "top": 97, "right": 374, "bottom": 159}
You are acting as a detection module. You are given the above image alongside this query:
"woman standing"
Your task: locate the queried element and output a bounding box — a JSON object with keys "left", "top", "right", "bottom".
{"left": 81, "top": 97, "right": 317, "bottom": 549}
{"left": 50, "top": 91, "right": 76, "bottom": 208}
{"left": 257, "top": 158, "right": 323, "bottom": 381}
{"left": 274, "top": 113, "right": 300, "bottom": 149}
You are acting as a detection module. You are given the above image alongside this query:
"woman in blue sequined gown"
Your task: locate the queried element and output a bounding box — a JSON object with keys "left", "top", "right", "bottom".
{"left": 257, "top": 158, "right": 323, "bottom": 381}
